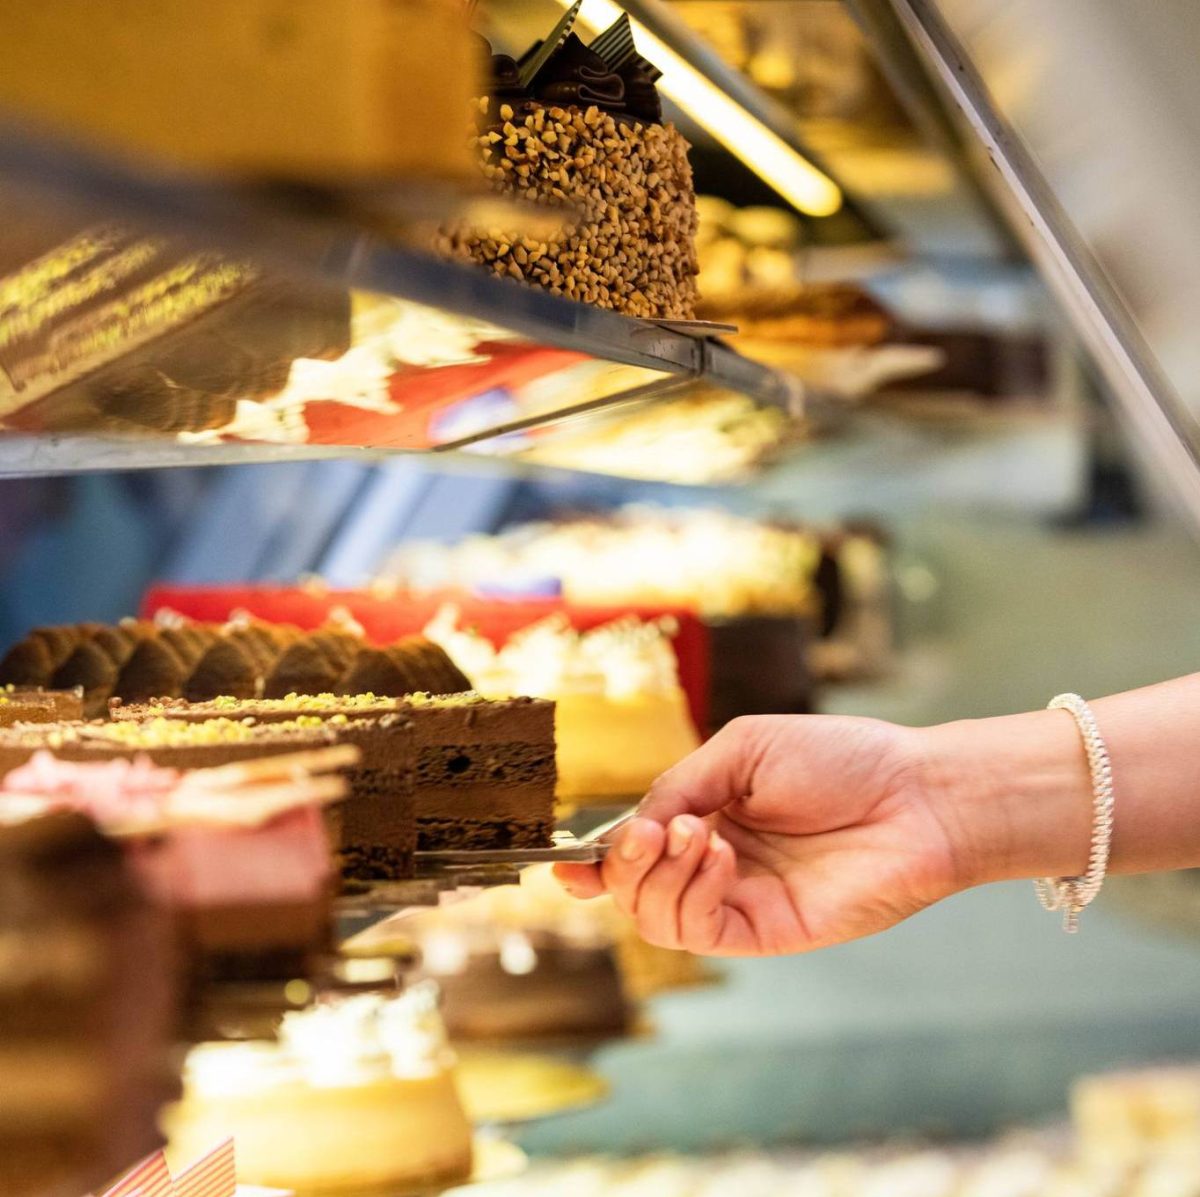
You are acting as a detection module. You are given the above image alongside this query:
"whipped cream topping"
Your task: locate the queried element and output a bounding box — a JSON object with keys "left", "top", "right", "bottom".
{"left": 384, "top": 507, "right": 822, "bottom": 617}
{"left": 185, "top": 984, "right": 453, "bottom": 1094}
{"left": 423, "top": 605, "right": 683, "bottom": 702}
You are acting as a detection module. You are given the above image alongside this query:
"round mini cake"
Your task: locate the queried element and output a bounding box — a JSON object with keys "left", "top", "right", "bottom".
{"left": 436, "top": 14, "right": 699, "bottom": 320}
{"left": 165, "top": 987, "right": 473, "bottom": 1194}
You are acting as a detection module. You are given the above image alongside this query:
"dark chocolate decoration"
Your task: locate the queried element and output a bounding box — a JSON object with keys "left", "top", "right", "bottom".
{"left": 481, "top": 8, "right": 666, "bottom": 125}
{"left": 617, "top": 64, "right": 662, "bottom": 123}
{"left": 533, "top": 33, "right": 625, "bottom": 110}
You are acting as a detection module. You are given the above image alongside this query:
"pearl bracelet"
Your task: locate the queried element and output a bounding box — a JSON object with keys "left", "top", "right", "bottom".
{"left": 1034, "top": 693, "right": 1115, "bottom": 932}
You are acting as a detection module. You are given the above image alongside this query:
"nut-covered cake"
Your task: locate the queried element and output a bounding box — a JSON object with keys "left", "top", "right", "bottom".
{"left": 437, "top": 11, "right": 699, "bottom": 319}
{"left": 110, "top": 691, "right": 557, "bottom": 851}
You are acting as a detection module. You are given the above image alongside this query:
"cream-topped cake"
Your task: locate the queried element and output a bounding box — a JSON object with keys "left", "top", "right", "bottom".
{"left": 425, "top": 607, "right": 700, "bottom": 799}
{"left": 165, "top": 986, "right": 473, "bottom": 1194}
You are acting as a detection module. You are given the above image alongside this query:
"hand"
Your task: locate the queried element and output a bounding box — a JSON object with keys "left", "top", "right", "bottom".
{"left": 556, "top": 714, "right": 962, "bottom": 957}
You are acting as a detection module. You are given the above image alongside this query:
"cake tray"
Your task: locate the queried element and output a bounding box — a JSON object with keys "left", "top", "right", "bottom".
{"left": 336, "top": 833, "right": 611, "bottom": 936}
{"left": 415, "top": 829, "right": 611, "bottom": 867}
{"left": 454, "top": 1050, "right": 611, "bottom": 1124}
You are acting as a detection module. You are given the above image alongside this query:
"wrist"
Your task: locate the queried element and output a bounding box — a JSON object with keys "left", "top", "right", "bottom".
{"left": 912, "top": 710, "right": 1095, "bottom": 890}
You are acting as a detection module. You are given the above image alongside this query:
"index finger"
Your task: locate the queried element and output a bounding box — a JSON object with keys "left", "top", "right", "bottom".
{"left": 638, "top": 718, "right": 760, "bottom": 825}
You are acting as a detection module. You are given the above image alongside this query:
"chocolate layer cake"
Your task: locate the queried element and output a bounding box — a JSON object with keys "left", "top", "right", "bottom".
{"left": 438, "top": 14, "right": 699, "bottom": 319}
{"left": 432, "top": 938, "right": 631, "bottom": 1042}
{"left": 0, "top": 716, "right": 340, "bottom": 779}
{"left": 111, "top": 692, "right": 556, "bottom": 851}
{"left": 0, "top": 810, "right": 179, "bottom": 1197}
{"left": 0, "top": 685, "right": 83, "bottom": 727}
{"left": 405, "top": 694, "right": 556, "bottom": 850}
{"left": 104, "top": 706, "right": 418, "bottom": 881}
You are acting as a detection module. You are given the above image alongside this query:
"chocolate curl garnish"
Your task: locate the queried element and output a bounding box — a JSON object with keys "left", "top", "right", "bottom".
{"left": 173, "top": 1138, "right": 237, "bottom": 1197}
{"left": 534, "top": 33, "right": 626, "bottom": 109}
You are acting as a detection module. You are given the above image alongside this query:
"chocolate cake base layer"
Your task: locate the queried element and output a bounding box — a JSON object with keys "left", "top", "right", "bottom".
{"left": 181, "top": 897, "right": 332, "bottom": 954}
{"left": 417, "top": 815, "right": 554, "bottom": 851}
{"left": 339, "top": 765, "right": 416, "bottom": 879}
{"left": 435, "top": 945, "right": 630, "bottom": 1040}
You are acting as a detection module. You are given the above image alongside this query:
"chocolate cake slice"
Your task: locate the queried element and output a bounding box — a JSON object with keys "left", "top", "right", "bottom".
{"left": 107, "top": 699, "right": 417, "bottom": 879}
{"left": 0, "top": 810, "right": 179, "bottom": 1197}
{"left": 405, "top": 694, "right": 556, "bottom": 850}
{"left": 0, "top": 686, "right": 84, "bottom": 727}
{"left": 110, "top": 692, "right": 555, "bottom": 853}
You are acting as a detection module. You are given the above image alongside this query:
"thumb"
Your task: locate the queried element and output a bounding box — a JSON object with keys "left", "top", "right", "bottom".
{"left": 638, "top": 718, "right": 760, "bottom": 826}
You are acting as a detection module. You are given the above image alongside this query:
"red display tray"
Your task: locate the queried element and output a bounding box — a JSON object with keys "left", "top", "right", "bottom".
{"left": 142, "top": 584, "right": 712, "bottom": 733}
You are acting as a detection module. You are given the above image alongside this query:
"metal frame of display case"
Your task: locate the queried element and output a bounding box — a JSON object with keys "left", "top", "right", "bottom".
{"left": 0, "top": 115, "right": 806, "bottom": 475}
{"left": 866, "top": 0, "right": 1200, "bottom": 532}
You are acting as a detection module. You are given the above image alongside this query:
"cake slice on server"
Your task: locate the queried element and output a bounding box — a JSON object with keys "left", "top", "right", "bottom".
{"left": 109, "top": 691, "right": 558, "bottom": 851}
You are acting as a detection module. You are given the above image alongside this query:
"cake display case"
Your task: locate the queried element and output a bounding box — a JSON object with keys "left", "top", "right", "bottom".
{"left": 10, "top": 0, "right": 1200, "bottom": 1194}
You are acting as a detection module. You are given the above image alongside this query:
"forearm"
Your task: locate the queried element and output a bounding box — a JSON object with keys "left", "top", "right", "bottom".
{"left": 918, "top": 674, "right": 1200, "bottom": 888}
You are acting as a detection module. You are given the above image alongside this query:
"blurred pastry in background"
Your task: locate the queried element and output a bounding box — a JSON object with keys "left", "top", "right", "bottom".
{"left": 0, "top": 810, "right": 180, "bottom": 1197}
{"left": 408, "top": 865, "right": 714, "bottom": 1043}
{"left": 165, "top": 985, "right": 473, "bottom": 1193}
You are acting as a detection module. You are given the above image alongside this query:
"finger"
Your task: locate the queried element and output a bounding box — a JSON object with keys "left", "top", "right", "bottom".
{"left": 599, "top": 817, "right": 667, "bottom": 919}
{"left": 638, "top": 718, "right": 762, "bottom": 826}
{"left": 630, "top": 815, "right": 711, "bottom": 948}
{"left": 676, "top": 831, "right": 739, "bottom": 953}
{"left": 553, "top": 861, "right": 606, "bottom": 899}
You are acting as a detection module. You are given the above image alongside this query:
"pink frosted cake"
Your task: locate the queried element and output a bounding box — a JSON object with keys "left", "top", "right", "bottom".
{"left": 0, "top": 749, "right": 350, "bottom": 977}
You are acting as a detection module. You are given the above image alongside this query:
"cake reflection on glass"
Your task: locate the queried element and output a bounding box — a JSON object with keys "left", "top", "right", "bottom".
{"left": 164, "top": 986, "right": 474, "bottom": 1194}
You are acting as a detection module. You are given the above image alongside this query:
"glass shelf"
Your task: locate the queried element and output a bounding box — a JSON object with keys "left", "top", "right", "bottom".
{"left": 0, "top": 116, "right": 804, "bottom": 475}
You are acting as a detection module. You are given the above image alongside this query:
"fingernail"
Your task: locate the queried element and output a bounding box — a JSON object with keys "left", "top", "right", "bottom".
{"left": 619, "top": 827, "right": 645, "bottom": 862}
{"left": 701, "top": 832, "right": 726, "bottom": 870}
{"left": 667, "top": 817, "right": 694, "bottom": 858}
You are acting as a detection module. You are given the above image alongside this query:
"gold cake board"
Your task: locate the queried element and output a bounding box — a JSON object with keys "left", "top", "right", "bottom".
{"left": 454, "top": 1051, "right": 610, "bottom": 1124}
